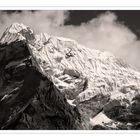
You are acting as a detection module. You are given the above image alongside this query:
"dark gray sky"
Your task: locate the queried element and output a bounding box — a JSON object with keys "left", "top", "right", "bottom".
{"left": 66, "top": 10, "right": 140, "bottom": 38}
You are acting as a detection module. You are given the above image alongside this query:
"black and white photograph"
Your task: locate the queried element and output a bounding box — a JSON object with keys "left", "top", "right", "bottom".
{"left": 1, "top": 9, "right": 140, "bottom": 131}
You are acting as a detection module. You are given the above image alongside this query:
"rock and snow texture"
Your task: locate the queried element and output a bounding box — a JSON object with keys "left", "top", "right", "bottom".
{"left": 0, "top": 23, "right": 140, "bottom": 129}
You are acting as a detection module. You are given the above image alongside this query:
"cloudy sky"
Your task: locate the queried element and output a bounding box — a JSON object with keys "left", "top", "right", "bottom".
{"left": 0, "top": 10, "right": 140, "bottom": 70}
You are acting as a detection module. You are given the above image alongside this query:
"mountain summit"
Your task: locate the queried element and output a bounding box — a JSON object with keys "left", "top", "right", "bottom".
{"left": 0, "top": 23, "right": 140, "bottom": 130}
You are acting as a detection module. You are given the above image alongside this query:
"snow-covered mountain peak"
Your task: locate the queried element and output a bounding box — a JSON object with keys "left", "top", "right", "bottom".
{"left": 6, "top": 22, "right": 28, "bottom": 34}
{"left": 1, "top": 23, "right": 140, "bottom": 129}
{"left": 0, "top": 23, "right": 34, "bottom": 44}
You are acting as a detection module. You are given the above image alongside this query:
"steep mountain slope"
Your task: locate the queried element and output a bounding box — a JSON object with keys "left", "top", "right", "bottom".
{"left": 0, "top": 23, "right": 140, "bottom": 130}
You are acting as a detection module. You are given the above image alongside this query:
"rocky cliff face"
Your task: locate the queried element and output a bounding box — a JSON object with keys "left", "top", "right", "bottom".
{"left": 0, "top": 23, "right": 140, "bottom": 130}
